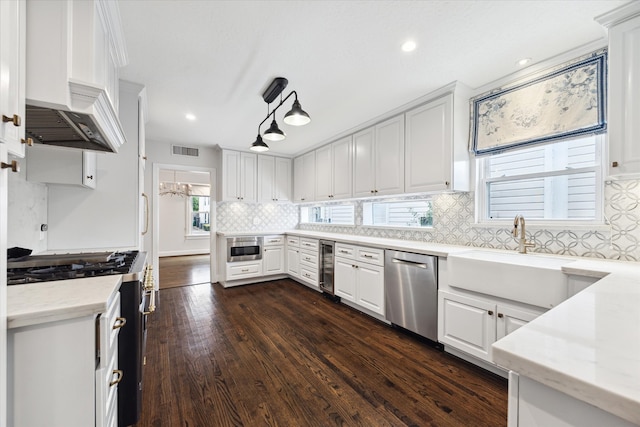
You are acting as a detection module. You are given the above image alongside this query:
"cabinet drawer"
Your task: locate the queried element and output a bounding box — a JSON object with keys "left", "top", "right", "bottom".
{"left": 227, "top": 262, "right": 262, "bottom": 279}
{"left": 264, "top": 235, "right": 285, "bottom": 246}
{"left": 286, "top": 236, "right": 300, "bottom": 247}
{"left": 335, "top": 243, "right": 355, "bottom": 259}
{"left": 299, "top": 267, "right": 318, "bottom": 286}
{"left": 300, "top": 238, "right": 319, "bottom": 251}
{"left": 299, "top": 252, "right": 318, "bottom": 267}
{"left": 357, "top": 247, "right": 384, "bottom": 266}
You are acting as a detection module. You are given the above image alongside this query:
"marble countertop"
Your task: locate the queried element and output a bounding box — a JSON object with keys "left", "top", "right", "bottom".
{"left": 492, "top": 261, "right": 640, "bottom": 425}
{"left": 7, "top": 275, "right": 122, "bottom": 329}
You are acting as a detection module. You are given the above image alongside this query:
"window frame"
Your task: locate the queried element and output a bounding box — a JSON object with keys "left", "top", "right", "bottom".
{"left": 185, "top": 194, "right": 211, "bottom": 237}
{"left": 475, "top": 134, "right": 605, "bottom": 226}
{"left": 362, "top": 198, "right": 434, "bottom": 230}
{"left": 299, "top": 203, "right": 356, "bottom": 226}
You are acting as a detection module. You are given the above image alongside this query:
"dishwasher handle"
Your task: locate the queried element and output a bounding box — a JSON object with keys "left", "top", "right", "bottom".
{"left": 391, "top": 258, "right": 428, "bottom": 269}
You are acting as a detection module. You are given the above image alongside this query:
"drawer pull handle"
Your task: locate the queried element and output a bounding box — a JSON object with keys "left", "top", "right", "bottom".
{"left": 362, "top": 254, "right": 373, "bottom": 258}
{"left": 241, "top": 269, "right": 249, "bottom": 272}
{"left": 109, "top": 369, "right": 124, "bottom": 387}
{"left": 21, "top": 137, "right": 33, "bottom": 146}
{"left": 2, "top": 114, "right": 21, "bottom": 127}
{"left": 112, "top": 317, "right": 127, "bottom": 330}
{"left": 1, "top": 160, "right": 20, "bottom": 173}
{"left": 339, "top": 250, "right": 349, "bottom": 254}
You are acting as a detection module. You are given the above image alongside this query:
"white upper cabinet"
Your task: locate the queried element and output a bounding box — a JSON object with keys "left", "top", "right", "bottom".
{"left": 26, "top": 0, "right": 128, "bottom": 152}
{"left": 0, "top": 0, "right": 26, "bottom": 157}
{"left": 314, "top": 136, "right": 353, "bottom": 201}
{"left": 405, "top": 85, "right": 470, "bottom": 193}
{"left": 354, "top": 115, "right": 404, "bottom": 197}
{"left": 597, "top": 3, "right": 640, "bottom": 179}
{"left": 27, "top": 146, "right": 97, "bottom": 189}
{"left": 257, "top": 155, "right": 291, "bottom": 202}
{"left": 222, "top": 150, "right": 257, "bottom": 202}
{"left": 293, "top": 151, "right": 316, "bottom": 202}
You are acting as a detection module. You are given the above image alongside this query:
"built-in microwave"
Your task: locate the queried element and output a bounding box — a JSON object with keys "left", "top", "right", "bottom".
{"left": 227, "top": 236, "right": 263, "bottom": 262}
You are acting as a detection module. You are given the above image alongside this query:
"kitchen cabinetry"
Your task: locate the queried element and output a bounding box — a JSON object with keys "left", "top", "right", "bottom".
{"left": 597, "top": 3, "right": 640, "bottom": 179}
{"left": 27, "top": 146, "right": 98, "bottom": 189}
{"left": 293, "top": 151, "right": 316, "bottom": 202}
{"left": 9, "top": 292, "right": 122, "bottom": 427}
{"left": 353, "top": 115, "right": 404, "bottom": 197}
{"left": 263, "top": 235, "right": 285, "bottom": 275}
{"left": 0, "top": 145, "right": 7, "bottom": 427}
{"left": 257, "top": 155, "right": 291, "bottom": 202}
{"left": 334, "top": 243, "right": 385, "bottom": 316}
{"left": 286, "top": 236, "right": 300, "bottom": 278}
{"left": 226, "top": 260, "right": 263, "bottom": 281}
{"left": 298, "top": 238, "right": 319, "bottom": 288}
{"left": 0, "top": 0, "right": 26, "bottom": 157}
{"left": 26, "top": 0, "right": 128, "bottom": 152}
{"left": 405, "top": 84, "right": 471, "bottom": 192}
{"left": 222, "top": 150, "right": 257, "bottom": 202}
{"left": 315, "top": 136, "right": 353, "bottom": 200}
{"left": 438, "top": 290, "right": 544, "bottom": 364}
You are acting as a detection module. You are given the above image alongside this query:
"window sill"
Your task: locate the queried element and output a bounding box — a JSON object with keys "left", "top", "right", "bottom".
{"left": 472, "top": 221, "right": 610, "bottom": 232}
{"left": 300, "top": 223, "right": 356, "bottom": 228}
{"left": 361, "top": 225, "right": 434, "bottom": 232}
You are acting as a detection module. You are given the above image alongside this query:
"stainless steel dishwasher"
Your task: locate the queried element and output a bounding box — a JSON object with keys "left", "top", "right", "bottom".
{"left": 385, "top": 250, "right": 438, "bottom": 342}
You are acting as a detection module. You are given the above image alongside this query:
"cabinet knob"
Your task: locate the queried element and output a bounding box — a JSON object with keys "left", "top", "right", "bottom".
{"left": 612, "top": 161, "right": 619, "bottom": 168}
{"left": 488, "top": 310, "right": 494, "bottom": 316}
{"left": 370, "top": 190, "right": 375, "bottom": 194}
{"left": 21, "top": 138, "right": 34, "bottom": 146}
{"left": 374, "top": 189, "right": 378, "bottom": 193}
{"left": 86, "top": 175, "right": 94, "bottom": 180}
{"left": 445, "top": 181, "right": 450, "bottom": 187}
{"left": 2, "top": 114, "right": 21, "bottom": 127}
{"left": 1, "top": 160, "right": 20, "bottom": 173}
{"left": 497, "top": 313, "right": 504, "bottom": 318}
{"left": 142, "top": 156, "right": 147, "bottom": 160}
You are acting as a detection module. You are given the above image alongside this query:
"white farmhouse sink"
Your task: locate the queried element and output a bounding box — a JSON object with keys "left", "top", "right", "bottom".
{"left": 447, "top": 250, "right": 575, "bottom": 308}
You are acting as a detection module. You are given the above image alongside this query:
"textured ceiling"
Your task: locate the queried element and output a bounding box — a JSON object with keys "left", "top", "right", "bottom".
{"left": 118, "top": 0, "right": 628, "bottom": 157}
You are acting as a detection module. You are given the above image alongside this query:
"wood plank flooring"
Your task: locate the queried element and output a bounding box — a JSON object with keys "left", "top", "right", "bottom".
{"left": 159, "top": 255, "right": 211, "bottom": 289}
{"left": 136, "top": 280, "right": 507, "bottom": 427}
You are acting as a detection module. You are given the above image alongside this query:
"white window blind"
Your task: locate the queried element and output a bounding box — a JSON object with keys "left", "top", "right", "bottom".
{"left": 480, "top": 135, "right": 602, "bottom": 221}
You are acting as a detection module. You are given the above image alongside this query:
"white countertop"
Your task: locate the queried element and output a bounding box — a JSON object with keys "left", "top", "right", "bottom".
{"left": 7, "top": 275, "right": 122, "bottom": 329}
{"left": 492, "top": 260, "right": 640, "bottom": 425}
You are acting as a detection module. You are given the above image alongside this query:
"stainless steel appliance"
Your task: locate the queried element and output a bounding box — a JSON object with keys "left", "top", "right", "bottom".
{"left": 227, "top": 236, "right": 263, "bottom": 262}
{"left": 319, "top": 240, "right": 335, "bottom": 295}
{"left": 7, "top": 251, "right": 152, "bottom": 427}
{"left": 385, "top": 250, "right": 438, "bottom": 341}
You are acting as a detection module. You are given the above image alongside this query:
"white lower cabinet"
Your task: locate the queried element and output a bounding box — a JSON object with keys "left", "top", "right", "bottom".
{"left": 226, "top": 261, "right": 262, "bottom": 280}
{"left": 439, "top": 290, "right": 544, "bottom": 364}
{"left": 335, "top": 243, "right": 385, "bottom": 316}
{"left": 297, "top": 238, "right": 319, "bottom": 288}
{"left": 263, "top": 246, "right": 284, "bottom": 275}
{"left": 9, "top": 292, "right": 121, "bottom": 427}
{"left": 286, "top": 236, "right": 300, "bottom": 278}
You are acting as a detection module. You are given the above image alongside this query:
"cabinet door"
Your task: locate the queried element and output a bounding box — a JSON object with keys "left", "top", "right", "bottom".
{"left": 496, "top": 304, "right": 543, "bottom": 341}
{"left": 82, "top": 151, "right": 97, "bottom": 189}
{"left": 302, "top": 151, "right": 316, "bottom": 202}
{"left": 314, "top": 144, "right": 332, "bottom": 201}
{"left": 257, "top": 155, "right": 275, "bottom": 202}
{"left": 353, "top": 127, "right": 375, "bottom": 197}
{"left": 356, "top": 263, "right": 384, "bottom": 315}
{"left": 287, "top": 247, "right": 299, "bottom": 277}
{"left": 332, "top": 136, "right": 353, "bottom": 199}
{"left": 438, "top": 291, "right": 496, "bottom": 362}
{"left": 263, "top": 246, "right": 285, "bottom": 275}
{"left": 374, "top": 115, "right": 404, "bottom": 195}
{"left": 405, "top": 96, "right": 452, "bottom": 193}
{"left": 0, "top": 0, "right": 26, "bottom": 157}
{"left": 335, "top": 258, "right": 356, "bottom": 302}
{"left": 273, "top": 157, "right": 291, "bottom": 201}
{"left": 239, "top": 152, "right": 257, "bottom": 202}
{"left": 293, "top": 156, "right": 304, "bottom": 202}
{"left": 222, "top": 150, "right": 241, "bottom": 201}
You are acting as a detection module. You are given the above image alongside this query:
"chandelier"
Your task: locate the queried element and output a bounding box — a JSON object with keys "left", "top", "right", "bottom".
{"left": 250, "top": 77, "right": 311, "bottom": 152}
{"left": 160, "top": 171, "right": 190, "bottom": 197}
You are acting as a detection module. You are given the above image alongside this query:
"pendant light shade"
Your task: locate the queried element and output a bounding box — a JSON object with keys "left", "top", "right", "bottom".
{"left": 263, "top": 118, "right": 286, "bottom": 141}
{"left": 250, "top": 134, "right": 269, "bottom": 152}
{"left": 283, "top": 99, "right": 311, "bottom": 126}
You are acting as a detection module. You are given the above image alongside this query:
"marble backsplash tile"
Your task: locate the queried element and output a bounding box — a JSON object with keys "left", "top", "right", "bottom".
{"left": 217, "top": 201, "right": 298, "bottom": 232}
{"left": 298, "top": 179, "right": 640, "bottom": 261}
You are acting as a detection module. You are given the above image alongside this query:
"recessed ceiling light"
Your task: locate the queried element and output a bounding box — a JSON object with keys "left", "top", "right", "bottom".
{"left": 185, "top": 113, "right": 196, "bottom": 121}
{"left": 517, "top": 58, "right": 532, "bottom": 66}
{"left": 401, "top": 40, "right": 417, "bottom": 53}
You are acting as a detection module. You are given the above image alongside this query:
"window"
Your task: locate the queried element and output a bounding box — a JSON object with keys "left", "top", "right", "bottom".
{"left": 188, "top": 195, "right": 210, "bottom": 235}
{"left": 363, "top": 199, "right": 433, "bottom": 228}
{"left": 300, "top": 204, "right": 355, "bottom": 225}
{"left": 478, "top": 134, "right": 603, "bottom": 222}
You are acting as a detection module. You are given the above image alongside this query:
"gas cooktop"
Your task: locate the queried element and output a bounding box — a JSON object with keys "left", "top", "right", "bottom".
{"left": 7, "top": 251, "right": 140, "bottom": 286}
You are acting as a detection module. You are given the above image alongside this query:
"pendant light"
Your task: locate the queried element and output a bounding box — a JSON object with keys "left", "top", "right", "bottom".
{"left": 283, "top": 99, "right": 311, "bottom": 126}
{"left": 263, "top": 117, "right": 286, "bottom": 141}
{"left": 249, "top": 77, "right": 311, "bottom": 151}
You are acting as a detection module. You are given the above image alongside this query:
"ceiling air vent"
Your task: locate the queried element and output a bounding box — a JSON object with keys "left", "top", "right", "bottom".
{"left": 172, "top": 145, "right": 199, "bottom": 157}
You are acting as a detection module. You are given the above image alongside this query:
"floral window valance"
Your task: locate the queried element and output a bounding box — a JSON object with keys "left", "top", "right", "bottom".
{"left": 470, "top": 49, "right": 607, "bottom": 156}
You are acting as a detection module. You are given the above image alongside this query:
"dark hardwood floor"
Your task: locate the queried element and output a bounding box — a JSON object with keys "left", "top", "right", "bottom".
{"left": 136, "top": 279, "right": 507, "bottom": 427}
{"left": 159, "top": 255, "right": 211, "bottom": 289}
